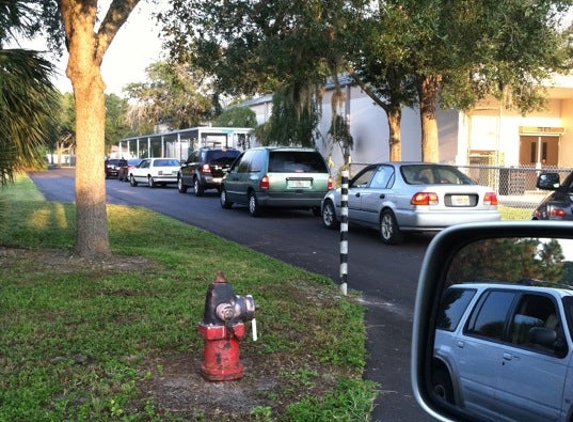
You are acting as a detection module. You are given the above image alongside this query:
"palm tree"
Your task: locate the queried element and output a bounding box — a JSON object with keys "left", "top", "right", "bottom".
{"left": 0, "top": 0, "right": 58, "bottom": 185}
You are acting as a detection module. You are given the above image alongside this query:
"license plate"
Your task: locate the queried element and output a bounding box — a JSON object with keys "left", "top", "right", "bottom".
{"left": 450, "top": 195, "right": 471, "bottom": 206}
{"left": 288, "top": 179, "right": 311, "bottom": 188}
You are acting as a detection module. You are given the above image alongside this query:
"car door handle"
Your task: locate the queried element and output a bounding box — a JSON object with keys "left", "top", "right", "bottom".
{"left": 503, "top": 352, "right": 519, "bottom": 361}
{"left": 379, "top": 194, "right": 385, "bottom": 199}
{"left": 456, "top": 341, "right": 464, "bottom": 348}
{"left": 355, "top": 193, "right": 361, "bottom": 198}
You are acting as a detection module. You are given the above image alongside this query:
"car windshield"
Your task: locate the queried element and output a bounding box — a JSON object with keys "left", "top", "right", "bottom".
{"left": 154, "top": 159, "right": 180, "bottom": 167}
{"left": 268, "top": 151, "right": 327, "bottom": 173}
{"left": 401, "top": 165, "right": 474, "bottom": 185}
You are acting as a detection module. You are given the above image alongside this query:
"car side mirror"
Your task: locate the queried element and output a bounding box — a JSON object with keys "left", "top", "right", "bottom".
{"left": 412, "top": 221, "right": 573, "bottom": 422}
{"left": 536, "top": 172, "right": 560, "bottom": 190}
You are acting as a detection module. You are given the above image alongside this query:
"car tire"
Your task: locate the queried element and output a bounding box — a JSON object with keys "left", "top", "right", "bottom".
{"left": 177, "top": 176, "right": 188, "bottom": 193}
{"left": 248, "top": 191, "right": 262, "bottom": 217}
{"left": 148, "top": 176, "right": 156, "bottom": 188}
{"left": 129, "top": 174, "right": 138, "bottom": 187}
{"left": 322, "top": 200, "right": 339, "bottom": 229}
{"left": 220, "top": 187, "right": 233, "bottom": 209}
{"left": 193, "top": 177, "right": 204, "bottom": 197}
{"left": 380, "top": 209, "right": 403, "bottom": 244}
{"left": 432, "top": 368, "right": 455, "bottom": 404}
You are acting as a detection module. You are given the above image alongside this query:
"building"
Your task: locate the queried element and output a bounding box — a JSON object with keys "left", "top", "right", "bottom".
{"left": 243, "top": 75, "right": 573, "bottom": 177}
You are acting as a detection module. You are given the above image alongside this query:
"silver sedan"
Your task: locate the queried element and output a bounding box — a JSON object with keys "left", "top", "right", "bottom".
{"left": 321, "top": 162, "right": 501, "bottom": 244}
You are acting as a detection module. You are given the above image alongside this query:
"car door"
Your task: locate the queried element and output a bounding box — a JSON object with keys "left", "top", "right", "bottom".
{"left": 454, "top": 289, "right": 517, "bottom": 420}
{"left": 494, "top": 293, "right": 570, "bottom": 422}
{"left": 224, "top": 151, "right": 256, "bottom": 203}
{"left": 133, "top": 159, "right": 149, "bottom": 182}
{"left": 358, "top": 165, "right": 396, "bottom": 225}
{"left": 347, "top": 166, "right": 378, "bottom": 225}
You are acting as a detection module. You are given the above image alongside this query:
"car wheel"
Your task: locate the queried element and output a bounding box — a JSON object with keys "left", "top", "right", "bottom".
{"left": 380, "top": 209, "right": 403, "bottom": 244}
{"left": 248, "top": 191, "right": 262, "bottom": 217}
{"left": 432, "top": 368, "right": 454, "bottom": 404}
{"left": 193, "top": 177, "right": 204, "bottom": 197}
{"left": 129, "top": 175, "right": 138, "bottom": 187}
{"left": 220, "top": 188, "right": 233, "bottom": 209}
{"left": 322, "top": 200, "right": 339, "bottom": 229}
{"left": 177, "top": 176, "right": 188, "bottom": 193}
{"left": 148, "top": 176, "right": 156, "bottom": 188}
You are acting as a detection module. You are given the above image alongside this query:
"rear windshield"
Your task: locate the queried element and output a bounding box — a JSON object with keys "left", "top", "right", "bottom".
{"left": 154, "top": 159, "right": 180, "bottom": 167}
{"left": 401, "top": 165, "right": 474, "bottom": 185}
{"left": 268, "top": 151, "right": 328, "bottom": 173}
{"left": 207, "top": 150, "right": 240, "bottom": 165}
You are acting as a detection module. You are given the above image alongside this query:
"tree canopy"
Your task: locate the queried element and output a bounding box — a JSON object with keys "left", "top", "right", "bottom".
{"left": 160, "top": 0, "right": 573, "bottom": 162}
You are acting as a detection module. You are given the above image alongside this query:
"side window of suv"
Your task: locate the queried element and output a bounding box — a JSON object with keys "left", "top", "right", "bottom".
{"left": 437, "top": 287, "right": 477, "bottom": 331}
{"left": 237, "top": 151, "right": 255, "bottom": 173}
{"left": 465, "top": 290, "right": 516, "bottom": 341}
{"left": 509, "top": 294, "right": 565, "bottom": 355}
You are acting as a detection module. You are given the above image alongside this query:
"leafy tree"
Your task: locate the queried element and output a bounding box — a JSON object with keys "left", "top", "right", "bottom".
{"left": 46, "top": 92, "right": 76, "bottom": 168}
{"left": 447, "top": 238, "right": 565, "bottom": 286}
{"left": 104, "top": 93, "right": 131, "bottom": 151}
{"left": 0, "top": 0, "right": 58, "bottom": 184}
{"left": 36, "top": 0, "right": 145, "bottom": 258}
{"left": 373, "top": 0, "right": 573, "bottom": 162}
{"left": 213, "top": 107, "right": 257, "bottom": 128}
{"left": 124, "top": 61, "right": 213, "bottom": 131}
{"left": 160, "top": 0, "right": 364, "bottom": 149}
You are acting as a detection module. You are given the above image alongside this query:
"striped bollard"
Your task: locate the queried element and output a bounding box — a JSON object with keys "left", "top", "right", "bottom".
{"left": 340, "top": 170, "right": 349, "bottom": 295}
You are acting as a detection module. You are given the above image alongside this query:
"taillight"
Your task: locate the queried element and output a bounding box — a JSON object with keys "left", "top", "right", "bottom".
{"left": 260, "top": 175, "right": 269, "bottom": 190}
{"left": 201, "top": 163, "right": 211, "bottom": 173}
{"left": 549, "top": 206, "right": 566, "bottom": 219}
{"left": 411, "top": 192, "right": 439, "bottom": 206}
{"left": 327, "top": 176, "right": 333, "bottom": 190}
{"left": 484, "top": 192, "right": 498, "bottom": 206}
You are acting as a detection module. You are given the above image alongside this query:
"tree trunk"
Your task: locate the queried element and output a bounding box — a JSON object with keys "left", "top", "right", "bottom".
{"left": 387, "top": 107, "right": 402, "bottom": 161}
{"left": 60, "top": 0, "right": 110, "bottom": 258}
{"left": 417, "top": 75, "right": 441, "bottom": 163}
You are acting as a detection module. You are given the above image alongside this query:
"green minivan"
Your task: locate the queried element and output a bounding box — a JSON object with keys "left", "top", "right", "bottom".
{"left": 220, "top": 147, "right": 333, "bottom": 217}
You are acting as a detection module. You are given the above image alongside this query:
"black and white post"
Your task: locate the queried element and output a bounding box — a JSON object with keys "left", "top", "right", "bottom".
{"left": 339, "top": 170, "right": 349, "bottom": 295}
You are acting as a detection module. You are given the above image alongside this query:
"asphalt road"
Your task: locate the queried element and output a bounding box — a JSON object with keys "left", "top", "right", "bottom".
{"left": 28, "top": 168, "right": 436, "bottom": 422}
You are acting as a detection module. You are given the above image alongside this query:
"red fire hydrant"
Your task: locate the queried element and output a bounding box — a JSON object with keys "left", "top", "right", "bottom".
{"left": 197, "top": 271, "right": 256, "bottom": 381}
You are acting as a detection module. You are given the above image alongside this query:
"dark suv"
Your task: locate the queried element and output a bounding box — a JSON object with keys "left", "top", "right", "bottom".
{"left": 105, "top": 158, "right": 126, "bottom": 179}
{"left": 533, "top": 171, "right": 573, "bottom": 220}
{"left": 177, "top": 147, "right": 241, "bottom": 196}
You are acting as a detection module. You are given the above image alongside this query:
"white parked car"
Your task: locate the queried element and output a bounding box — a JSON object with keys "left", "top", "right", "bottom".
{"left": 321, "top": 162, "right": 501, "bottom": 244}
{"left": 129, "top": 158, "right": 181, "bottom": 188}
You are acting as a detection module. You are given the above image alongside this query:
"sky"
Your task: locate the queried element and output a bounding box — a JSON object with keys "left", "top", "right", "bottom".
{"left": 25, "top": 1, "right": 168, "bottom": 96}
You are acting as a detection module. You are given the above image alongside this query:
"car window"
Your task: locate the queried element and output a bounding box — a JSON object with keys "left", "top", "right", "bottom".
{"left": 140, "top": 160, "right": 149, "bottom": 169}
{"left": 208, "top": 150, "right": 240, "bottom": 165}
{"left": 350, "top": 167, "right": 377, "bottom": 188}
{"left": 370, "top": 165, "right": 395, "bottom": 189}
{"left": 237, "top": 151, "right": 255, "bottom": 173}
{"left": 250, "top": 151, "right": 266, "bottom": 172}
{"left": 401, "top": 165, "right": 474, "bottom": 185}
{"left": 465, "top": 290, "right": 516, "bottom": 341}
{"left": 268, "top": 151, "right": 327, "bottom": 173}
{"left": 154, "top": 159, "right": 179, "bottom": 167}
{"left": 437, "top": 287, "right": 477, "bottom": 331}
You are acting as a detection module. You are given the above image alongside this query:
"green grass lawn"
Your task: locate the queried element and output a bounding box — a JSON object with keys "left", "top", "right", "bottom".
{"left": 0, "top": 174, "right": 377, "bottom": 422}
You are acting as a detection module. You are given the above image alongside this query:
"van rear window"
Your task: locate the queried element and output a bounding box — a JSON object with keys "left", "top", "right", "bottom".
{"left": 269, "top": 151, "right": 328, "bottom": 173}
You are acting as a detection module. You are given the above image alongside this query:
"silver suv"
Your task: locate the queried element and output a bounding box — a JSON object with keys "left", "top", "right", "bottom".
{"left": 433, "top": 282, "right": 573, "bottom": 422}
